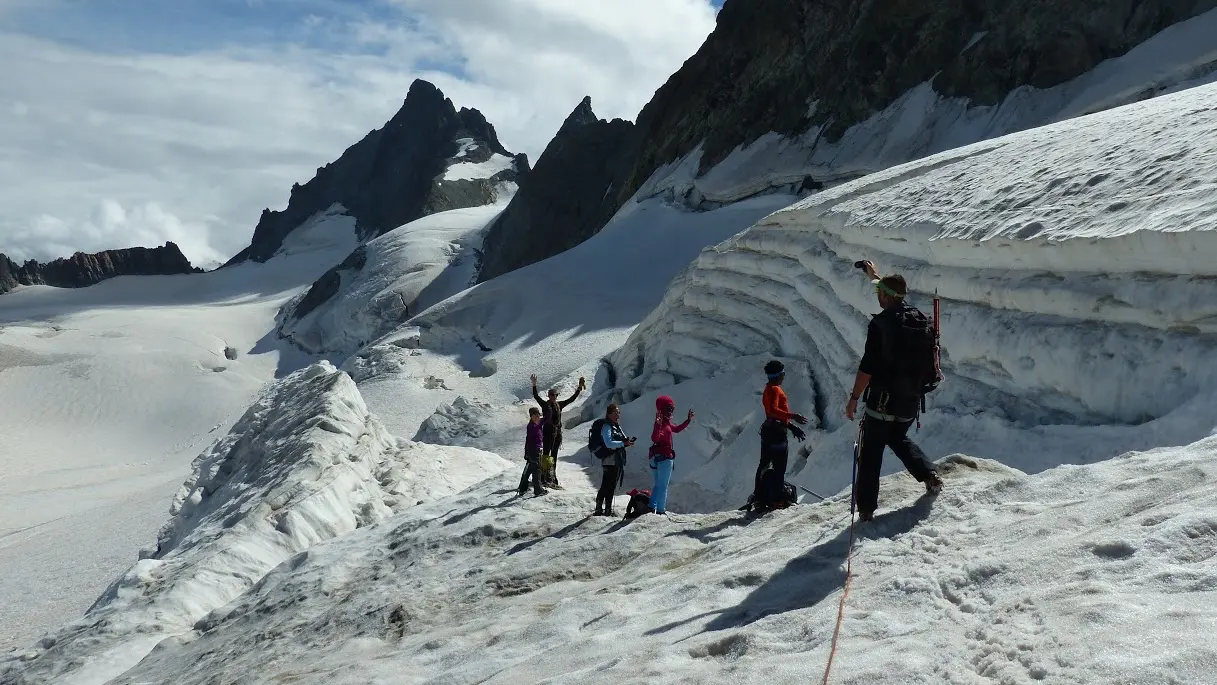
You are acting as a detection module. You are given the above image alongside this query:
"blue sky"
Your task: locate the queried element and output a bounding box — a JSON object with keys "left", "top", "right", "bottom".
{"left": 0, "top": 0, "right": 722, "bottom": 264}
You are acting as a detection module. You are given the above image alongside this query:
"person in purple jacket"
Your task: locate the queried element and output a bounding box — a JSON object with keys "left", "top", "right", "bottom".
{"left": 518, "top": 407, "right": 548, "bottom": 497}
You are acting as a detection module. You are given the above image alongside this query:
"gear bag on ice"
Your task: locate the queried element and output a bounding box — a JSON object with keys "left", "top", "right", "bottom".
{"left": 742, "top": 469, "right": 797, "bottom": 513}
{"left": 624, "top": 488, "right": 651, "bottom": 519}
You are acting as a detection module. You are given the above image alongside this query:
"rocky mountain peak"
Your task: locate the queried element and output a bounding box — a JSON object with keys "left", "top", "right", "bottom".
{"left": 474, "top": 96, "right": 637, "bottom": 283}
{"left": 226, "top": 79, "right": 528, "bottom": 266}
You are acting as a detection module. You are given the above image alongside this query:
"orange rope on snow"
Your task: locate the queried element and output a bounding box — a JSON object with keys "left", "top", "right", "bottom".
{"left": 820, "top": 516, "right": 856, "bottom": 685}
{"left": 822, "top": 421, "right": 864, "bottom": 685}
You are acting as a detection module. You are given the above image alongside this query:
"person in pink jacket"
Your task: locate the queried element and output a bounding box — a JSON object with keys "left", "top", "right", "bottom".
{"left": 648, "top": 395, "right": 694, "bottom": 514}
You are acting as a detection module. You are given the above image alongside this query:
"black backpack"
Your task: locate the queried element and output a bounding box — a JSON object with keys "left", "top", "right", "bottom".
{"left": 885, "top": 304, "right": 943, "bottom": 403}
{"left": 588, "top": 418, "right": 609, "bottom": 458}
{"left": 742, "top": 469, "right": 797, "bottom": 513}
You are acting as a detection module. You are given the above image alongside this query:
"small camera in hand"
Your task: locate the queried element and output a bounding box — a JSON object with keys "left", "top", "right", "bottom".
{"left": 853, "top": 260, "right": 867, "bottom": 270}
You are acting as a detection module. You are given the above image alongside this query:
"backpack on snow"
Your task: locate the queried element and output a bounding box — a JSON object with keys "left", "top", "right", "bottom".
{"left": 883, "top": 304, "right": 944, "bottom": 410}
{"left": 624, "top": 489, "right": 651, "bottom": 519}
{"left": 741, "top": 469, "right": 797, "bottom": 513}
{"left": 588, "top": 418, "right": 610, "bottom": 459}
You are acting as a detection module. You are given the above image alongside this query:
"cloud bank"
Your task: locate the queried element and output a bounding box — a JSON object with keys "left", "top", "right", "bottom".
{"left": 0, "top": 0, "right": 718, "bottom": 266}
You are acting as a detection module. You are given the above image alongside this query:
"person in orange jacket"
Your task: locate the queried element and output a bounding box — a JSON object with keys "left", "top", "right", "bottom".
{"left": 753, "top": 360, "right": 808, "bottom": 503}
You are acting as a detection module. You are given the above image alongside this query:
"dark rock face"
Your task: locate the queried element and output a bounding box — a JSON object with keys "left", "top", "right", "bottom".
{"left": 475, "top": 97, "right": 637, "bottom": 283}
{"left": 618, "top": 0, "right": 1217, "bottom": 202}
{"left": 0, "top": 242, "right": 200, "bottom": 295}
{"left": 289, "top": 245, "right": 368, "bottom": 321}
{"left": 226, "top": 79, "right": 528, "bottom": 265}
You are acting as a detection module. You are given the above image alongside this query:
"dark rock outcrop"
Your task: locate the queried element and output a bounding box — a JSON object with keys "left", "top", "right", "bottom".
{"left": 290, "top": 245, "right": 368, "bottom": 321}
{"left": 617, "top": 0, "right": 1217, "bottom": 203}
{"left": 475, "top": 97, "right": 637, "bottom": 283}
{"left": 226, "top": 79, "right": 528, "bottom": 265}
{"left": 0, "top": 242, "right": 200, "bottom": 295}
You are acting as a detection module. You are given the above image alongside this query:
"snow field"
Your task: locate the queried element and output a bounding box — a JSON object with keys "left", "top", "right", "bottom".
{"left": 0, "top": 209, "right": 361, "bottom": 652}
{"left": 0, "top": 361, "right": 511, "bottom": 684}
{"left": 443, "top": 137, "right": 518, "bottom": 181}
{"left": 46, "top": 437, "right": 1217, "bottom": 685}
{"left": 341, "top": 195, "right": 798, "bottom": 460}
{"left": 5, "top": 16, "right": 1217, "bottom": 684}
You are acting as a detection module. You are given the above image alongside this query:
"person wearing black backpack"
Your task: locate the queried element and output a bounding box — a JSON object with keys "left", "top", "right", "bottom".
{"left": 845, "top": 262, "right": 943, "bottom": 522}
{"left": 588, "top": 403, "right": 635, "bottom": 516}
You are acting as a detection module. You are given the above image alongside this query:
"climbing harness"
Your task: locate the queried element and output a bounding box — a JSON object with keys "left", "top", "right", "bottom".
{"left": 821, "top": 421, "right": 862, "bottom": 685}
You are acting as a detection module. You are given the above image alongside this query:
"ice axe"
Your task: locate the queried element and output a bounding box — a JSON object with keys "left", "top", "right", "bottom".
{"left": 797, "top": 485, "right": 826, "bottom": 501}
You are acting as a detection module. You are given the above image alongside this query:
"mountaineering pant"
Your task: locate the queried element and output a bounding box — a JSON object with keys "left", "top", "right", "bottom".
{"left": 518, "top": 452, "right": 543, "bottom": 495}
{"left": 754, "top": 419, "right": 789, "bottom": 498}
{"left": 854, "top": 414, "right": 937, "bottom": 515}
{"left": 597, "top": 464, "right": 621, "bottom": 512}
{"left": 543, "top": 426, "right": 563, "bottom": 457}
{"left": 543, "top": 427, "right": 563, "bottom": 484}
{"left": 650, "top": 457, "right": 674, "bottom": 513}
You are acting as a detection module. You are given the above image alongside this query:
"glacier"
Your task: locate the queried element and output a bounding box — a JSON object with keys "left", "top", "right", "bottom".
{"left": 5, "top": 20, "right": 1217, "bottom": 685}
{"left": 604, "top": 82, "right": 1217, "bottom": 513}
{"left": 0, "top": 362, "right": 510, "bottom": 684}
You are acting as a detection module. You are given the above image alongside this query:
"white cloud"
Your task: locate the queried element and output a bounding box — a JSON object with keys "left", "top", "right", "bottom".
{"left": 0, "top": 1, "right": 717, "bottom": 265}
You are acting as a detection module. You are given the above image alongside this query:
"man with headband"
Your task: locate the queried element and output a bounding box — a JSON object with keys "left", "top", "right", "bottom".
{"left": 846, "top": 261, "right": 943, "bottom": 522}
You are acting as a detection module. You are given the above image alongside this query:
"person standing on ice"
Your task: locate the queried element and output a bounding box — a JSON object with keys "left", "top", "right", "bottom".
{"left": 594, "top": 403, "right": 635, "bottom": 516}
{"left": 845, "top": 261, "right": 944, "bottom": 522}
{"left": 648, "top": 395, "right": 694, "bottom": 515}
{"left": 518, "top": 407, "right": 548, "bottom": 497}
{"left": 753, "top": 360, "right": 809, "bottom": 504}
{"left": 531, "top": 373, "right": 586, "bottom": 489}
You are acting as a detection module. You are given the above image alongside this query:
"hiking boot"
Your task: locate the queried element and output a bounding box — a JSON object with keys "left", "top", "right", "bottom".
{"left": 534, "top": 488, "right": 549, "bottom": 497}
{"left": 605, "top": 509, "right": 617, "bottom": 517}
{"left": 925, "top": 472, "right": 943, "bottom": 495}
{"left": 857, "top": 510, "right": 874, "bottom": 523}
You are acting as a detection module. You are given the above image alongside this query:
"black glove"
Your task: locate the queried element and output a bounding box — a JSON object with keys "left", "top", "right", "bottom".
{"left": 788, "top": 424, "right": 806, "bottom": 442}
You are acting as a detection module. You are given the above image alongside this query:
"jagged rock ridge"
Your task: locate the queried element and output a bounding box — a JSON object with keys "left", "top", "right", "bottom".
{"left": 226, "top": 79, "right": 529, "bottom": 265}
{"left": 0, "top": 242, "right": 200, "bottom": 295}
{"left": 474, "top": 97, "right": 637, "bottom": 283}
{"left": 617, "top": 0, "right": 1217, "bottom": 203}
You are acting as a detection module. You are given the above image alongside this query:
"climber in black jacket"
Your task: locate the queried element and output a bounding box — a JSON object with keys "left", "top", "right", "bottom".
{"left": 531, "top": 373, "right": 586, "bottom": 488}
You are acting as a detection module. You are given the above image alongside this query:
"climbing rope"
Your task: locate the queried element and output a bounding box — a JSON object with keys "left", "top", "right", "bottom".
{"left": 821, "top": 421, "right": 863, "bottom": 685}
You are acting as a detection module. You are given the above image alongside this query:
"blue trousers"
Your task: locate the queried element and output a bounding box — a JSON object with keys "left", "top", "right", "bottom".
{"left": 651, "top": 457, "right": 674, "bottom": 513}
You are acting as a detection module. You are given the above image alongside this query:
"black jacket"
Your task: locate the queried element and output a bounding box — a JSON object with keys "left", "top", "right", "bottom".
{"left": 533, "top": 384, "right": 583, "bottom": 432}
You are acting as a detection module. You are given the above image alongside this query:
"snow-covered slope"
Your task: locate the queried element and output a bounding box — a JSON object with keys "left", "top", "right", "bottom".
{"left": 8, "top": 23, "right": 1217, "bottom": 685}
{"left": 0, "top": 361, "right": 510, "bottom": 685}
{"left": 277, "top": 195, "right": 513, "bottom": 359}
{"left": 345, "top": 193, "right": 798, "bottom": 453}
{"left": 18, "top": 437, "right": 1217, "bottom": 685}
{"left": 635, "top": 9, "right": 1217, "bottom": 208}
{"left": 444, "top": 138, "right": 519, "bottom": 181}
{"left": 604, "top": 80, "right": 1217, "bottom": 513}
{"left": 0, "top": 207, "right": 362, "bottom": 652}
